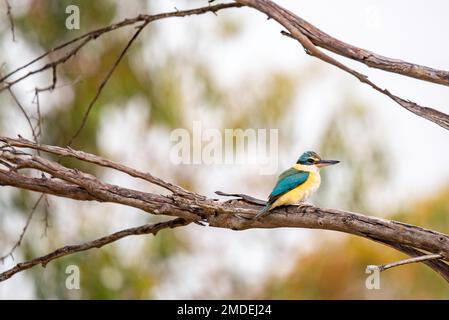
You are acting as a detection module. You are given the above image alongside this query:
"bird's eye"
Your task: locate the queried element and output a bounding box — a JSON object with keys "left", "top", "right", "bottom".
{"left": 307, "top": 158, "right": 315, "bottom": 164}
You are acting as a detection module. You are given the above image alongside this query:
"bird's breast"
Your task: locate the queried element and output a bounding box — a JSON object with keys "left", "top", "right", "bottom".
{"left": 272, "top": 170, "right": 321, "bottom": 208}
{"left": 301, "top": 170, "right": 321, "bottom": 199}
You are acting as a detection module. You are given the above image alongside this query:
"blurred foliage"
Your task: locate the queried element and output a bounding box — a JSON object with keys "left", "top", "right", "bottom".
{"left": 260, "top": 186, "right": 449, "bottom": 299}
{"left": 1, "top": 0, "right": 447, "bottom": 300}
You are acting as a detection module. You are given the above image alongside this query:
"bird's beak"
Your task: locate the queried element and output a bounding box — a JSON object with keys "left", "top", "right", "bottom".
{"left": 316, "top": 159, "right": 340, "bottom": 167}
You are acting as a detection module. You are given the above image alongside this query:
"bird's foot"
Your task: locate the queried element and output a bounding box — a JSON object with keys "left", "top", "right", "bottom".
{"left": 295, "top": 202, "right": 314, "bottom": 209}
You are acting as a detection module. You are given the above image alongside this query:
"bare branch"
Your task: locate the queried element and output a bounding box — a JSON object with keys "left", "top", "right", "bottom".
{"left": 0, "top": 37, "right": 90, "bottom": 93}
{"left": 0, "top": 217, "right": 189, "bottom": 282}
{"left": 1, "top": 1, "right": 449, "bottom": 284}
{"left": 365, "top": 238, "right": 449, "bottom": 281}
{"left": 238, "top": 0, "right": 449, "bottom": 86}
{"left": 3, "top": 1, "right": 448, "bottom": 130}
{"left": 34, "top": 65, "right": 57, "bottom": 94}
{"left": 1, "top": 137, "right": 449, "bottom": 282}
{"left": 0, "top": 168, "right": 96, "bottom": 201}
{"left": 0, "top": 136, "right": 201, "bottom": 200}
{"left": 217, "top": 193, "right": 449, "bottom": 280}
{"left": 368, "top": 253, "right": 444, "bottom": 272}
{"left": 67, "top": 21, "right": 148, "bottom": 147}
{"left": 235, "top": 0, "right": 449, "bottom": 130}
{"left": 215, "top": 190, "right": 266, "bottom": 205}
{"left": 6, "top": 88, "right": 39, "bottom": 146}
{"left": 0, "top": 194, "right": 44, "bottom": 262}
{"left": 0, "top": 2, "right": 242, "bottom": 90}
{"left": 32, "top": 89, "right": 43, "bottom": 138}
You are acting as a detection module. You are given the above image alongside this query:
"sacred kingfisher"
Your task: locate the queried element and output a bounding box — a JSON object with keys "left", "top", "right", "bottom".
{"left": 255, "top": 151, "right": 339, "bottom": 219}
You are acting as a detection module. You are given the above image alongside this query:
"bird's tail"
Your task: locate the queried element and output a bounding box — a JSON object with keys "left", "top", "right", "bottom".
{"left": 254, "top": 204, "right": 271, "bottom": 220}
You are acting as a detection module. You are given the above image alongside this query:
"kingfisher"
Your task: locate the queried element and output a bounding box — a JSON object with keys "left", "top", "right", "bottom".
{"left": 255, "top": 151, "right": 339, "bottom": 219}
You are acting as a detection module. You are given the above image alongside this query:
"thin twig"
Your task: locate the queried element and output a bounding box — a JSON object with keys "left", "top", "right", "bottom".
{"left": 0, "top": 217, "right": 190, "bottom": 282}
{"left": 367, "top": 238, "right": 449, "bottom": 282}
{"left": 0, "top": 194, "right": 44, "bottom": 262}
{"left": 237, "top": 0, "right": 449, "bottom": 86}
{"left": 31, "top": 70, "right": 80, "bottom": 138}
{"left": 1, "top": 139, "right": 449, "bottom": 282}
{"left": 67, "top": 21, "right": 148, "bottom": 147}
{"left": 280, "top": 31, "right": 449, "bottom": 131}
{"left": 0, "top": 2, "right": 242, "bottom": 88}
{"left": 0, "top": 37, "right": 90, "bottom": 93}
{"left": 236, "top": 0, "right": 449, "bottom": 130}
{"left": 7, "top": 88, "right": 39, "bottom": 147}
{"left": 41, "top": 194, "right": 50, "bottom": 237}
{"left": 215, "top": 190, "right": 266, "bottom": 205}
{"left": 4, "top": 0, "right": 15, "bottom": 42}
{"left": 0, "top": 136, "right": 201, "bottom": 199}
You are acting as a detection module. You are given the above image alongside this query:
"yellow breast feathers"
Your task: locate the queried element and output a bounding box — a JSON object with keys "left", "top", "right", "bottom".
{"left": 270, "top": 164, "right": 321, "bottom": 210}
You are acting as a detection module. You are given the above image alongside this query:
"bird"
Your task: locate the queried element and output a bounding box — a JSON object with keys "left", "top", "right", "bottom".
{"left": 254, "top": 151, "right": 339, "bottom": 219}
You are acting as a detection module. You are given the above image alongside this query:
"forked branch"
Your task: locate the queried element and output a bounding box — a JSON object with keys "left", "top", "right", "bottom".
{"left": 0, "top": 136, "right": 448, "bottom": 283}
{"left": 0, "top": 218, "right": 189, "bottom": 282}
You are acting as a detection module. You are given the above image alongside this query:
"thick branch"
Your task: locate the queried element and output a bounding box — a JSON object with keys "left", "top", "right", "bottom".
{"left": 1, "top": 2, "right": 448, "bottom": 284}
{"left": 235, "top": 0, "right": 449, "bottom": 130}
{"left": 0, "top": 136, "right": 201, "bottom": 200}
{"left": 3, "top": 0, "right": 15, "bottom": 42}
{"left": 0, "top": 2, "right": 242, "bottom": 91}
{"left": 365, "top": 238, "right": 449, "bottom": 281}
{"left": 1, "top": 137, "right": 449, "bottom": 282}
{"left": 0, "top": 150, "right": 201, "bottom": 221}
{"left": 0, "top": 218, "right": 189, "bottom": 282}
{"left": 0, "top": 194, "right": 44, "bottom": 262}
{"left": 237, "top": 0, "right": 449, "bottom": 86}
{"left": 2, "top": 1, "right": 449, "bottom": 130}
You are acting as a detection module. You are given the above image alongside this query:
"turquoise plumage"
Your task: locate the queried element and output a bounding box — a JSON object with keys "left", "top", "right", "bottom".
{"left": 255, "top": 151, "right": 339, "bottom": 219}
{"left": 269, "top": 168, "right": 310, "bottom": 199}
{"left": 255, "top": 168, "right": 309, "bottom": 219}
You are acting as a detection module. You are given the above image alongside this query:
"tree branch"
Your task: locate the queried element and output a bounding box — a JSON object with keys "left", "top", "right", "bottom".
{"left": 366, "top": 238, "right": 449, "bottom": 282}
{"left": 3, "top": 0, "right": 15, "bottom": 42}
{"left": 1, "top": 136, "right": 449, "bottom": 282}
{"left": 0, "top": 217, "right": 190, "bottom": 282}
{"left": 2, "top": 1, "right": 449, "bottom": 285}
{"left": 0, "top": 136, "right": 202, "bottom": 200}
{"left": 235, "top": 0, "right": 449, "bottom": 130}
{"left": 0, "top": 194, "right": 44, "bottom": 262}
{"left": 237, "top": 0, "right": 449, "bottom": 86}
{"left": 0, "top": 2, "right": 242, "bottom": 92}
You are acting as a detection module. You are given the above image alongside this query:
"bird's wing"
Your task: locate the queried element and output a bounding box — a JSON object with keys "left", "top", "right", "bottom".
{"left": 268, "top": 168, "right": 310, "bottom": 204}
